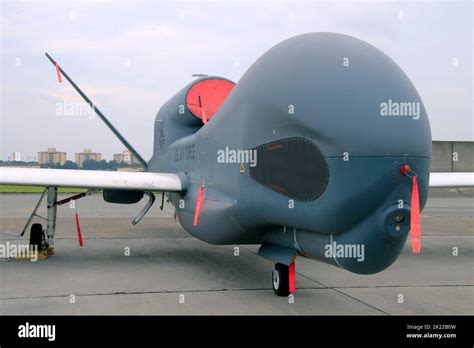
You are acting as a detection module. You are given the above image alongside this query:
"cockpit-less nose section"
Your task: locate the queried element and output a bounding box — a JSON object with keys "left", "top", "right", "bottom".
{"left": 2, "top": 33, "right": 473, "bottom": 297}
{"left": 151, "top": 32, "right": 432, "bottom": 295}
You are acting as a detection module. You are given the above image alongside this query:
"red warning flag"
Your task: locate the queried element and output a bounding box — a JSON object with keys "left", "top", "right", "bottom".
{"left": 289, "top": 261, "right": 296, "bottom": 293}
{"left": 55, "top": 62, "right": 62, "bottom": 83}
{"left": 410, "top": 176, "right": 420, "bottom": 254}
{"left": 193, "top": 186, "right": 205, "bottom": 226}
{"left": 75, "top": 205, "right": 83, "bottom": 247}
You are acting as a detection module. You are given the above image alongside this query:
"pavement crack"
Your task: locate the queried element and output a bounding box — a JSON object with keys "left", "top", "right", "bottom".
{"left": 0, "top": 284, "right": 472, "bottom": 302}
{"left": 331, "top": 284, "right": 474, "bottom": 289}
{"left": 332, "top": 288, "right": 390, "bottom": 315}
{"left": 0, "top": 287, "right": 317, "bottom": 301}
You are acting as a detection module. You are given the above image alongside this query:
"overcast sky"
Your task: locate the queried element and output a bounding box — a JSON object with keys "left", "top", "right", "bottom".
{"left": 1, "top": 0, "right": 472, "bottom": 162}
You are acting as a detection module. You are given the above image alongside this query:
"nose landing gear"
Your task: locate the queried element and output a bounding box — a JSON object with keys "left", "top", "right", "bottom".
{"left": 272, "top": 262, "right": 295, "bottom": 296}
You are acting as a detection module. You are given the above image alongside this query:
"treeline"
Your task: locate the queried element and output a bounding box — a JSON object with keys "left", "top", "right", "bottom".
{"left": 0, "top": 160, "right": 143, "bottom": 170}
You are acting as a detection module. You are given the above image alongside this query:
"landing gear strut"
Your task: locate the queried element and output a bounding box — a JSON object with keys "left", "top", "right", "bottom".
{"left": 45, "top": 187, "right": 58, "bottom": 249}
{"left": 16, "top": 187, "right": 55, "bottom": 255}
{"left": 14, "top": 186, "right": 94, "bottom": 260}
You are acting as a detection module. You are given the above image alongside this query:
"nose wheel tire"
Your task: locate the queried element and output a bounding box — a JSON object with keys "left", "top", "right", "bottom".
{"left": 272, "top": 263, "right": 290, "bottom": 296}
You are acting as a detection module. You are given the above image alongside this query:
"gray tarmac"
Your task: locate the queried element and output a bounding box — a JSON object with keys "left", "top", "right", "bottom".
{"left": 0, "top": 189, "right": 472, "bottom": 315}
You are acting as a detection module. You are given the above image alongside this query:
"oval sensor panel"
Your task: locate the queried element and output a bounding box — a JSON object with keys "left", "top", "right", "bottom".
{"left": 250, "top": 137, "right": 329, "bottom": 201}
{"left": 186, "top": 79, "right": 235, "bottom": 123}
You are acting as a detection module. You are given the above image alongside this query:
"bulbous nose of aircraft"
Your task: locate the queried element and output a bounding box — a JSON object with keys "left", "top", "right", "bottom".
{"left": 210, "top": 33, "right": 432, "bottom": 273}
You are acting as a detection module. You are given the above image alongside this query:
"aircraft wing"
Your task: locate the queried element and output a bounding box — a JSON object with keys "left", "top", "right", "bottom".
{"left": 2, "top": 168, "right": 472, "bottom": 191}
{"left": 429, "top": 172, "right": 474, "bottom": 188}
{"left": 0, "top": 167, "right": 183, "bottom": 191}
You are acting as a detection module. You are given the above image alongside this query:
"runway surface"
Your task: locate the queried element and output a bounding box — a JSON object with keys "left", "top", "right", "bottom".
{"left": 0, "top": 190, "right": 472, "bottom": 315}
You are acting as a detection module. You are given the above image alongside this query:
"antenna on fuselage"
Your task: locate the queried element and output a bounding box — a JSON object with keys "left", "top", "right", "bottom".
{"left": 45, "top": 52, "right": 148, "bottom": 168}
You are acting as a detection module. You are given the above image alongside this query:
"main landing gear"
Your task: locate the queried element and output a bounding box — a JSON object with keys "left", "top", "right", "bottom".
{"left": 19, "top": 186, "right": 87, "bottom": 258}
{"left": 13, "top": 187, "right": 57, "bottom": 259}
{"left": 272, "top": 262, "right": 296, "bottom": 296}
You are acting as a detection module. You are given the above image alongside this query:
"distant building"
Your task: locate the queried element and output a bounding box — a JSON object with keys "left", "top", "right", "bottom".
{"left": 75, "top": 149, "right": 102, "bottom": 167}
{"left": 12, "top": 152, "right": 21, "bottom": 161}
{"left": 113, "top": 149, "right": 140, "bottom": 165}
{"left": 38, "top": 148, "right": 67, "bottom": 165}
